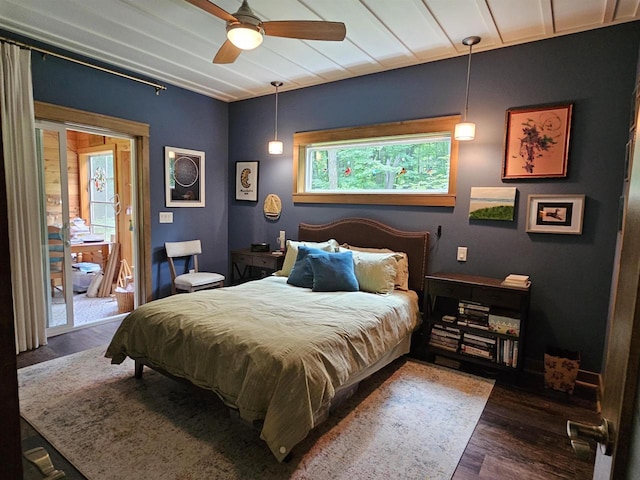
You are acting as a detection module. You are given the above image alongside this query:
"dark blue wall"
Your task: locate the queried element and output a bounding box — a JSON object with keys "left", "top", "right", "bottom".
{"left": 7, "top": 31, "right": 230, "bottom": 299}
{"left": 229, "top": 23, "right": 640, "bottom": 372}
{"left": 6, "top": 22, "right": 638, "bottom": 372}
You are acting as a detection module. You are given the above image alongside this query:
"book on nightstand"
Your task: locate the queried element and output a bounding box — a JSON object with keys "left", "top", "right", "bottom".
{"left": 501, "top": 274, "right": 531, "bottom": 288}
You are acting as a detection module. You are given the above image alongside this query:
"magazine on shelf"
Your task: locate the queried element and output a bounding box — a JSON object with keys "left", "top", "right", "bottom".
{"left": 488, "top": 312, "right": 521, "bottom": 336}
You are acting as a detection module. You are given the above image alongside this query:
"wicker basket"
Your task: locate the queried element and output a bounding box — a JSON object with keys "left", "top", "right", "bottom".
{"left": 115, "top": 290, "right": 134, "bottom": 313}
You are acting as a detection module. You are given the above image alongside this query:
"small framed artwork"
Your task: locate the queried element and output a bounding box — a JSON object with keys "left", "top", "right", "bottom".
{"left": 526, "top": 194, "right": 585, "bottom": 235}
{"left": 165, "top": 146, "right": 205, "bottom": 207}
{"left": 502, "top": 103, "right": 573, "bottom": 179}
{"left": 469, "top": 187, "right": 517, "bottom": 221}
{"left": 235, "top": 161, "right": 259, "bottom": 202}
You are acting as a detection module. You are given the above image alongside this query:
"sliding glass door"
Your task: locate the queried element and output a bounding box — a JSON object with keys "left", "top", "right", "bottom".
{"left": 36, "top": 120, "right": 139, "bottom": 334}
{"left": 36, "top": 121, "right": 74, "bottom": 332}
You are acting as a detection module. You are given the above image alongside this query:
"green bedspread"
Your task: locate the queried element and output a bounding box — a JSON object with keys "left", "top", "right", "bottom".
{"left": 105, "top": 276, "right": 420, "bottom": 461}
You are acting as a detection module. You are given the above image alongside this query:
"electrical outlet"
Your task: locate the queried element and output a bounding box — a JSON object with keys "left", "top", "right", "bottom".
{"left": 457, "top": 246, "right": 468, "bottom": 262}
{"left": 159, "top": 212, "right": 173, "bottom": 223}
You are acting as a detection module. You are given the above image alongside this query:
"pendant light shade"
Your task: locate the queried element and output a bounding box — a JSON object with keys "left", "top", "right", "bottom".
{"left": 268, "top": 140, "right": 283, "bottom": 155}
{"left": 454, "top": 122, "right": 476, "bottom": 141}
{"left": 269, "top": 81, "right": 283, "bottom": 155}
{"left": 454, "top": 36, "right": 481, "bottom": 142}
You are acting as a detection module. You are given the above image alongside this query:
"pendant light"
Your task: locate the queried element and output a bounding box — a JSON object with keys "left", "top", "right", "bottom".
{"left": 268, "top": 81, "right": 284, "bottom": 155}
{"left": 454, "top": 36, "right": 481, "bottom": 141}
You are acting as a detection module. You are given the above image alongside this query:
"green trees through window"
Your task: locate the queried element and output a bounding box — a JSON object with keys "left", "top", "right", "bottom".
{"left": 293, "top": 115, "right": 460, "bottom": 206}
{"left": 307, "top": 136, "right": 451, "bottom": 193}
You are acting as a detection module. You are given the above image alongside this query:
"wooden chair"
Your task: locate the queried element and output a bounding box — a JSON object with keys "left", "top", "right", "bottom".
{"left": 165, "top": 240, "right": 224, "bottom": 294}
{"left": 48, "top": 226, "right": 65, "bottom": 296}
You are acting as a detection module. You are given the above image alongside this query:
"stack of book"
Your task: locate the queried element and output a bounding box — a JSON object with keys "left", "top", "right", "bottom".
{"left": 497, "top": 338, "right": 519, "bottom": 367}
{"left": 501, "top": 274, "right": 531, "bottom": 288}
{"left": 457, "top": 301, "right": 490, "bottom": 330}
{"left": 460, "top": 332, "right": 495, "bottom": 360}
{"left": 428, "top": 325, "right": 461, "bottom": 352}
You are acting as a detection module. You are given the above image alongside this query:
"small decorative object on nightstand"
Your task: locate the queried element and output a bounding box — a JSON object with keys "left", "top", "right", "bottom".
{"left": 231, "top": 248, "right": 285, "bottom": 284}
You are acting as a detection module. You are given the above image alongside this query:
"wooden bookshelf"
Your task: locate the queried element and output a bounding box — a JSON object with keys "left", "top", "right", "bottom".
{"left": 423, "top": 273, "right": 530, "bottom": 373}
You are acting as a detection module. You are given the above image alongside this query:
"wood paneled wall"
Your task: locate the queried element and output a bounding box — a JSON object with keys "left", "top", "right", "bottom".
{"left": 43, "top": 130, "right": 80, "bottom": 225}
{"left": 43, "top": 130, "right": 134, "bottom": 275}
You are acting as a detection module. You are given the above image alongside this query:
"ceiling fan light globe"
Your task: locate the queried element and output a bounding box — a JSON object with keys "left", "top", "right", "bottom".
{"left": 227, "top": 24, "right": 263, "bottom": 50}
{"left": 454, "top": 122, "right": 476, "bottom": 141}
{"left": 268, "top": 140, "right": 283, "bottom": 155}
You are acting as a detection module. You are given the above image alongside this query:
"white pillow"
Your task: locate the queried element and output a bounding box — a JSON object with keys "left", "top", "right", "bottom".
{"left": 275, "top": 239, "right": 339, "bottom": 277}
{"left": 348, "top": 250, "right": 399, "bottom": 294}
{"left": 342, "top": 244, "right": 409, "bottom": 291}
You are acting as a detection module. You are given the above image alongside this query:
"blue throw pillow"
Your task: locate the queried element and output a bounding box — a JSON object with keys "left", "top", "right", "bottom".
{"left": 287, "top": 245, "right": 328, "bottom": 288}
{"left": 308, "top": 251, "right": 359, "bottom": 292}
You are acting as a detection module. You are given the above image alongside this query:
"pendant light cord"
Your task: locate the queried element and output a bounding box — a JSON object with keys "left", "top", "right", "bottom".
{"left": 463, "top": 43, "right": 473, "bottom": 122}
{"left": 270, "top": 81, "right": 283, "bottom": 142}
{"left": 459, "top": 36, "right": 480, "bottom": 123}
{"left": 274, "top": 84, "right": 279, "bottom": 141}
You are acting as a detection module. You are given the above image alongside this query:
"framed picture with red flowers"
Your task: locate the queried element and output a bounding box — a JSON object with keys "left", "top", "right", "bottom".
{"left": 502, "top": 104, "right": 573, "bottom": 179}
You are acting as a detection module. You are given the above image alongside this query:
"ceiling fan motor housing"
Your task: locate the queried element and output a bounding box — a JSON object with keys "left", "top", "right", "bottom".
{"left": 231, "top": 1, "right": 262, "bottom": 28}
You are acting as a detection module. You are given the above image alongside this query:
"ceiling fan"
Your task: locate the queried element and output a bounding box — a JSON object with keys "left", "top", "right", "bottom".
{"left": 186, "top": 0, "right": 347, "bottom": 64}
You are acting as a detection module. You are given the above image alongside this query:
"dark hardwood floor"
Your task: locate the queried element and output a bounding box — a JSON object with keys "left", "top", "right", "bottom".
{"left": 17, "top": 321, "right": 598, "bottom": 479}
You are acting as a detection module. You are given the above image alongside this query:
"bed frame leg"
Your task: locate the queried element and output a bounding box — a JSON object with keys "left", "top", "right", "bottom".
{"left": 134, "top": 360, "right": 143, "bottom": 379}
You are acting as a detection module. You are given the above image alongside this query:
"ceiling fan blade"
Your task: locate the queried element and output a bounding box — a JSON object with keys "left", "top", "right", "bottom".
{"left": 213, "top": 40, "right": 242, "bottom": 64}
{"left": 263, "top": 21, "right": 346, "bottom": 41}
{"left": 185, "top": 0, "right": 237, "bottom": 23}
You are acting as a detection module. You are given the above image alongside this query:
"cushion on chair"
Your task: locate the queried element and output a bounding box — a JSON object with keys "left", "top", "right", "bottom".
{"left": 174, "top": 272, "right": 225, "bottom": 290}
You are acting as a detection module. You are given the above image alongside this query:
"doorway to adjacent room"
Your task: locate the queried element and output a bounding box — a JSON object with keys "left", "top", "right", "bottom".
{"left": 37, "top": 121, "right": 139, "bottom": 334}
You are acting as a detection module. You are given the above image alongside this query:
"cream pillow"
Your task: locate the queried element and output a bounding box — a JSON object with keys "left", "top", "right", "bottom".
{"left": 349, "top": 250, "right": 399, "bottom": 294}
{"left": 275, "top": 239, "right": 339, "bottom": 277}
{"left": 342, "top": 244, "right": 409, "bottom": 291}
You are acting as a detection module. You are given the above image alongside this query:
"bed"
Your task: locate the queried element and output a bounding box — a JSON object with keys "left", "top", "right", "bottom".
{"left": 105, "top": 218, "right": 429, "bottom": 461}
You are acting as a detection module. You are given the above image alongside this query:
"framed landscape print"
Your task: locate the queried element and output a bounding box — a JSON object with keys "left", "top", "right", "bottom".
{"left": 502, "top": 104, "right": 573, "bottom": 179}
{"left": 165, "top": 146, "right": 205, "bottom": 207}
{"left": 469, "top": 187, "right": 517, "bottom": 221}
{"left": 526, "top": 194, "right": 585, "bottom": 234}
{"left": 235, "top": 161, "right": 259, "bottom": 202}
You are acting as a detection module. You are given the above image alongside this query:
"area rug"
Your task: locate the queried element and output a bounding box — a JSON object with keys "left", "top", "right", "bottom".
{"left": 18, "top": 347, "right": 494, "bottom": 480}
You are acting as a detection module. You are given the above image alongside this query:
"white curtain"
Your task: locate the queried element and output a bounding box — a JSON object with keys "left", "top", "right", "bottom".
{"left": 0, "top": 43, "right": 47, "bottom": 352}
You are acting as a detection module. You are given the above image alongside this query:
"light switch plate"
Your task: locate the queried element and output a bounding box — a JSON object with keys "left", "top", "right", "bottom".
{"left": 159, "top": 212, "right": 173, "bottom": 223}
{"left": 457, "top": 246, "right": 468, "bottom": 262}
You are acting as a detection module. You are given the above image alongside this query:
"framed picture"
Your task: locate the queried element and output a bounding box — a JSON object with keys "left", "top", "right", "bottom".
{"left": 235, "top": 161, "right": 259, "bottom": 202}
{"left": 469, "top": 187, "right": 517, "bottom": 221}
{"left": 165, "top": 146, "right": 205, "bottom": 207}
{"left": 502, "top": 103, "right": 573, "bottom": 179}
{"left": 526, "top": 194, "right": 585, "bottom": 234}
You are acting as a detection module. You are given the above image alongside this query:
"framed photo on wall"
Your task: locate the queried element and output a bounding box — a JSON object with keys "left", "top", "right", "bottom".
{"left": 235, "top": 161, "right": 259, "bottom": 202}
{"left": 526, "top": 194, "right": 585, "bottom": 234}
{"left": 502, "top": 103, "right": 573, "bottom": 179}
{"left": 165, "top": 146, "right": 205, "bottom": 207}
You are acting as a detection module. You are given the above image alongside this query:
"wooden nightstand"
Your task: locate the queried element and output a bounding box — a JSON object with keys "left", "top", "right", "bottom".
{"left": 230, "top": 249, "right": 285, "bottom": 284}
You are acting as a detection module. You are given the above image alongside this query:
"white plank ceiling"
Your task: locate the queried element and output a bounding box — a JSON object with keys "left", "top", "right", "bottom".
{"left": 0, "top": 0, "right": 638, "bottom": 102}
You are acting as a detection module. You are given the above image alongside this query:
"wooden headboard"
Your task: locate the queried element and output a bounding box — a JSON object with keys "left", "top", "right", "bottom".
{"left": 298, "top": 218, "right": 429, "bottom": 293}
